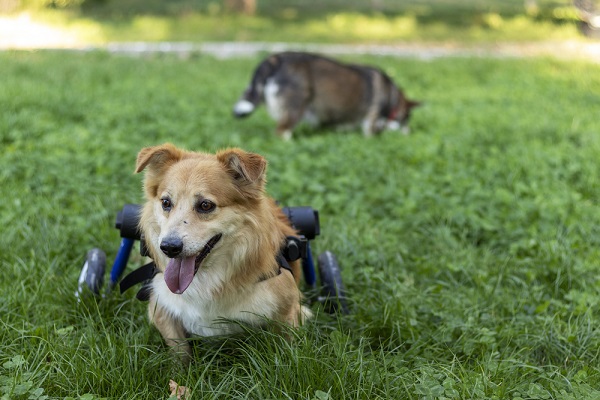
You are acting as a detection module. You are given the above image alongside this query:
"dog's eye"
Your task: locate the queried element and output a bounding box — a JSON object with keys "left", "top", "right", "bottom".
{"left": 196, "top": 200, "right": 216, "bottom": 213}
{"left": 161, "top": 198, "right": 172, "bottom": 211}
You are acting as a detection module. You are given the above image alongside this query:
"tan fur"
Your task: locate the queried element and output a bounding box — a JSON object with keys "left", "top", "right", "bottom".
{"left": 135, "top": 143, "right": 309, "bottom": 358}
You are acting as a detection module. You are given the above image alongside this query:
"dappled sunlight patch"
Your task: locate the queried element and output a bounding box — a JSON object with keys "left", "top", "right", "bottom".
{"left": 469, "top": 14, "right": 580, "bottom": 42}
{"left": 129, "top": 15, "right": 171, "bottom": 41}
{"left": 482, "top": 13, "right": 504, "bottom": 30}
{"left": 297, "top": 11, "right": 582, "bottom": 44}
{"left": 318, "top": 12, "right": 418, "bottom": 41}
{"left": 0, "top": 6, "right": 586, "bottom": 46}
{"left": 108, "top": 12, "right": 277, "bottom": 42}
{"left": 553, "top": 5, "right": 580, "bottom": 20}
{"left": 0, "top": 12, "right": 105, "bottom": 48}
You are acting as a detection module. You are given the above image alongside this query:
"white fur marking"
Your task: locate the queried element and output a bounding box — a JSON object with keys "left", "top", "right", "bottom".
{"left": 281, "top": 130, "right": 293, "bottom": 141}
{"left": 386, "top": 120, "right": 401, "bottom": 131}
{"left": 152, "top": 268, "right": 280, "bottom": 337}
{"left": 264, "top": 79, "right": 284, "bottom": 121}
{"left": 234, "top": 100, "right": 255, "bottom": 115}
{"left": 361, "top": 120, "right": 374, "bottom": 137}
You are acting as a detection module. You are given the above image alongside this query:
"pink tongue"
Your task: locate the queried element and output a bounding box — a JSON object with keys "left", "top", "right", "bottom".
{"left": 164, "top": 256, "right": 196, "bottom": 294}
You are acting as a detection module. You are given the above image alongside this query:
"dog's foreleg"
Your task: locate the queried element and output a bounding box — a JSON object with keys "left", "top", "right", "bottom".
{"left": 276, "top": 116, "right": 298, "bottom": 140}
{"left": 361, "top": 117, "right": 377, "bottom": 137}
{"left": 148, "top": 297, "right": 191, "bottom": 362}
{"left": 361, "top": 107, "right": 382, "bottom": 137}
{"left": 278, "top": 129, "right": 293, "bottom": 141}
{"left": 361, "top": 121, "right": 374, "bottom": 137}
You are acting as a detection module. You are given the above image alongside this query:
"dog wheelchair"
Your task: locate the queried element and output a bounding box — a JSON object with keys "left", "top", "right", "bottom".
{"left": 77, "top": 204, "right": 349, "bottom": 314}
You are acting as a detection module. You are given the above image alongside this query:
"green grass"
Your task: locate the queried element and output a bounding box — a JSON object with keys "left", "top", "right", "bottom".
{"left": 1, "top": 50, "right": 600, "bottom": 399}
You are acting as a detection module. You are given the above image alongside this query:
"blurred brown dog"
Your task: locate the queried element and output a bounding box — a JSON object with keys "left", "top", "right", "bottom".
{"left": 233, "top": 51, "right": 420, "bottom": 139}
{"left": 136, "top": 143, "right": 310, "bottom": 358}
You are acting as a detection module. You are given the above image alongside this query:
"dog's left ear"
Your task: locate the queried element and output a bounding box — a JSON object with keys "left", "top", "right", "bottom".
{"left": 217, "top": 148, "right": 267, "bottom": 199}
{"left": 135, "top": 143, "right": 185, "bottom": 197}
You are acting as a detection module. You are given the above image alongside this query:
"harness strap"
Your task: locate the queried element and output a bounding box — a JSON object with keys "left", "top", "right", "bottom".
{"left": 254, "top": 252, "right": 296, "bottom": 283}
{"left": 119, "top": 261, "right": 156, "bottom": 295}
{"left": 277, "top": 252, "right": 295, "bottom": 275}
{"left": 119, "top": 236, "right": 305, "bottom": 299}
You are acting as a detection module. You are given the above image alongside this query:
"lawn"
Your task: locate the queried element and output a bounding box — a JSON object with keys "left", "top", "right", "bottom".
{"left": 1, "top": 50, "right": 600, "bottom": 399}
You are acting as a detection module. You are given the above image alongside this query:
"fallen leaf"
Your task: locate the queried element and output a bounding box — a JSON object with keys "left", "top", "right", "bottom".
{"left": 169, "top": 379, "right": 190, "bottom": 400}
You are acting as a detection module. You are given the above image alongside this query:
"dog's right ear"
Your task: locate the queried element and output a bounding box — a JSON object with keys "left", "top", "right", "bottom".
{"left": 216, "top": 148, "right": 267, "bottom": 200}
{"left": 135, "top": 143, "right": 184, "bottom": 197}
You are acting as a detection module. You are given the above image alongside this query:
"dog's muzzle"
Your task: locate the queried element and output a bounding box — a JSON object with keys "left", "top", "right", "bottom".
{"left": 163, "top": 233, "right": 222, "bottom": 294}
{"left": 160, "top": 236, "right": 184, "bottom": 258}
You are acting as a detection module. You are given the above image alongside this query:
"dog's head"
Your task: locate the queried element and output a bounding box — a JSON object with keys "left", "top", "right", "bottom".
{"left": 135, "top": 143, "right": 268, "bottom": 294}
{"left": 388, "top": 93, "right": 421, "bottom": 134}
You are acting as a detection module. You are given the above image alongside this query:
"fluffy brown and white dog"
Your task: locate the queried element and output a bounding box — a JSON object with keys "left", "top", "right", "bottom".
{"left": 233, "top": 51, "right": 421, "bottom": 139}
{"left": 135, "top": 143, "right": 310, "bottom": 358}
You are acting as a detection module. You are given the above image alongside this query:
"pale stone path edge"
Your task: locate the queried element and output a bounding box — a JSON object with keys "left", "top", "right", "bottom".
{"left": 5, "top": 40, "right": 600, "bottom": 62}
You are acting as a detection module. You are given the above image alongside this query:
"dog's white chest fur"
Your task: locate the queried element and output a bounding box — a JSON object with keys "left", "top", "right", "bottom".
{"left": 264, "top": 79, "right": 285, "bottom": 121}
{"left": 151, "top": 271, "right": 279, "bottom": 337}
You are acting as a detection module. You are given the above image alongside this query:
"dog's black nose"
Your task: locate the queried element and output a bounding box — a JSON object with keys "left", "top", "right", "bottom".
{"left": 160, "top": 237, "right": 183, "bottom": 258}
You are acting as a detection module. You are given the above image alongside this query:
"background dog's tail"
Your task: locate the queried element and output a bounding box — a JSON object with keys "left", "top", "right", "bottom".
{"left": 233, "top": 54, "right": 281, "bottom": 118}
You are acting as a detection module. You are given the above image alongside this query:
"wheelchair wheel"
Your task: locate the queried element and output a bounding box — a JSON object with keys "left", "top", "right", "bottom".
{"left": 317, "top": 251, "right": 349, "bottom": 314}
{"left": 76, "top": 248, "right": 106, "bottom": 297}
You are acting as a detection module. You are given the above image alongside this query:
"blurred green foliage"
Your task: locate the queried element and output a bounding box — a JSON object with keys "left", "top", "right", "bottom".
{"left": 3, "top": 0, "right": 584, "bottom": 44}
{"left": 11, "top": 0, "right": 575, "bottom": 20}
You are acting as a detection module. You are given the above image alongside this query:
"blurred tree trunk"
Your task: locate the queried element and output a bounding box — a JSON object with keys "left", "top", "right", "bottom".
{"left": 371, "top": 0, "right": 383, "bottom": 12}
{"left": 225, "top": 0, "right": 256, "bottom": 15}
{"left": 524, "top": 0, "right": 539, "bottom": 15}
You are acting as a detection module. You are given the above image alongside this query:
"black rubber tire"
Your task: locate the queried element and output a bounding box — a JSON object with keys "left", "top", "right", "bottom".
{"left": 82, "top": 248, "right": 106, "bottom": 295}
{"left": 317, "top": 251, "right": 349, "bottom": 314}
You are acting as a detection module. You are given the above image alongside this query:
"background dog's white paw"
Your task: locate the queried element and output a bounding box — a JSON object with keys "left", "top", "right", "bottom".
{"left": 386, "top": 120, "right": 401, "bottom": 131}
{"left": 233, "top": 100, "right": 255, "bottom": 116}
